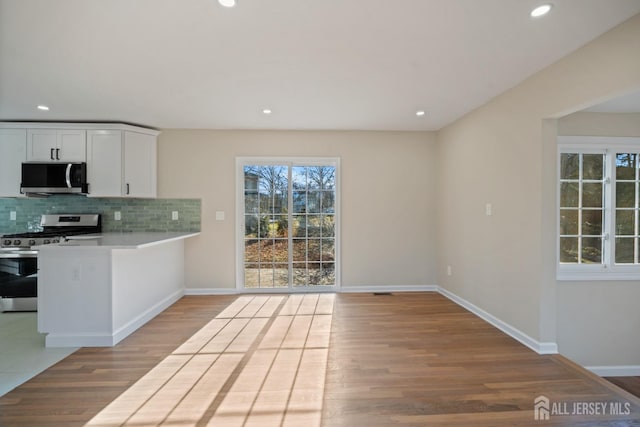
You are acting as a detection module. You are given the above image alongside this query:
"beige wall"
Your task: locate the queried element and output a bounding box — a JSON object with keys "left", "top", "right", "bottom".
{"left": 436, "top": 13, "right": 640, "bottom": 367}
{"left": 158, "top": 130, "right": 437, "bottom": 291}
{"left": 558, "top": 111, "right": 640, "bottom": 136}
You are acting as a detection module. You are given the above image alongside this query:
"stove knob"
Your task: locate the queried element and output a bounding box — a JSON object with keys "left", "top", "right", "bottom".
{"left": 43, "top": 239, "right": 51, "bottom": 244}
{"left": 29, "top": 239, "right": 36, "bottom": 246}
{"left": 3, "top": 239, "right": 11, "bottom": 245}
{"left": 52, "top": 238, "right": 59, "bottom": 243}
{"left": 13, "top": 239, "right": 21, "bottom": 246}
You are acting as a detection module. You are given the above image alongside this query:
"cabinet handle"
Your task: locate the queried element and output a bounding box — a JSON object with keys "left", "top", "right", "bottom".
{"left": 65, "top": 163, "right": 72, "bottom": 188}
{"left": 50, "top": 148, "right": 54, "bottom": 160}
{"left": 56, "top": 148, "right": 60, "bottom": 160}
{"left": 126, "top": 183, "right": 130, "bottom": 195}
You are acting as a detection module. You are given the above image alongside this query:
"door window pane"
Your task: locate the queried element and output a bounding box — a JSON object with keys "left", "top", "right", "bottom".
{"left": 320, "top": 263, "right": 335, "bottom": 285}
{"left": 273, "top": 264, "right": 289, "bottom": 288}
{"left": 616, "top": 153, "right": 636, "bottom": 180}
{"left": 293, "top": 239, "right": 307, "bottom": 262}
{"left": 561, "top": 153, "right": 580, "bottom": 180}
{"left": 292, "top": 215, "right": 307, "bottom": 238}
{"left": 560, "top": 209, "right": 578, "bottom": 235}
{"left": 583, "top": 154, "right": 603, "bottom": 180}
{"left": 581, "top": 210, "right": 602, "bottom": 236}
{"left": 560, "top": 183, "right": 579, "bottom": 207}
{"left": 582, "top": 183, "right": 602, "bottom": 208}
{"left": 307, "top": 239, "right": 322, "bottom": 262}
{"left": 307, "top": 191, "right": 322, "bottom": 213}
{"left": 307, "top": 215, "right": 322, "bottom": 237}
{"left": 322, "top": 215, "right": 335, "bottom": 237}
{"left": 615, "top": 238, "right": 635, "bottom": 264}
{"left": 560, "top": 237, "right": 578, "bottom": 263}
{"left": 581, "top": 237, "right": 602, "bottom": 263}
{"left": 615, "top": 210, "right": 635, "bottom": 235}
{"left": 293, "top": 191, "right": 307, "bottom": 213}
{"left": 616, "top": 182, "right": 635, "bottom": 208}
{"left": 321, "top": 239, "right": 335, "bottom": 261}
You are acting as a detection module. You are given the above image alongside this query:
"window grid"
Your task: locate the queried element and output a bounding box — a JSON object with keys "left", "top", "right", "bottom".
{"left": 615, "top": 153, "right": 640, "bottom": 265}
{"left": 559, "top": 153, "right": 606, "bottom": 264}
{"left": 241, "top": 161, "right": 338, "bottom": 289}
{"left": 557, "top": 137, "right": 640, "bottom": 280}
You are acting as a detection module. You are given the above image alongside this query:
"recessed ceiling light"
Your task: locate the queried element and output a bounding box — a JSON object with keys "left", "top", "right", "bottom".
{"left": 37, "top": 105, "right": 50, "bottom": 111}
{"left": 218, "top": 0, "right": 236, "bottom": 7}
{"left": 531, "top": 4, "right": 552, "bottom": 18}
{"left": 416, "top": 110, "right": 425, "bottom": 117}
{"left": 263, "top": 109, "right": 272, "bottom": 115}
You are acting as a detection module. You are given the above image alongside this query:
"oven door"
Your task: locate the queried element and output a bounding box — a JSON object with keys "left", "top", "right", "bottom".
{"left": 0, "top": 252, "right": 38, "bottom": 312}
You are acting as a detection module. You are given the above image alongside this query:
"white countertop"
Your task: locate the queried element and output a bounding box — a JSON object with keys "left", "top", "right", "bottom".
{"left": 35, "top": 232, "right": 200, "bottom": 250}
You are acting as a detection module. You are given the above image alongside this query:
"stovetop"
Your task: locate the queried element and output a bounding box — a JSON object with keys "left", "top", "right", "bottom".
{"left": 1, "top": 214, "right": 101, "bottom": 249}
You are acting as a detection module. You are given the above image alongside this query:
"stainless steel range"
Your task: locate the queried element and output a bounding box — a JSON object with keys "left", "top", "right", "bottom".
{"left": 0, "top": 214, "right": 101, "bottom": 312}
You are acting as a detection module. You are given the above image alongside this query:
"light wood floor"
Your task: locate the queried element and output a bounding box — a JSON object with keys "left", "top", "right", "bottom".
{"left": 0, "top": 292, "right": 639, "bottom": 426}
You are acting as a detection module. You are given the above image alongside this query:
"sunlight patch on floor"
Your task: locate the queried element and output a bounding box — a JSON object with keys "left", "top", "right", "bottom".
{"left": 85, "top": 293, "right": 334, "bottom": 427}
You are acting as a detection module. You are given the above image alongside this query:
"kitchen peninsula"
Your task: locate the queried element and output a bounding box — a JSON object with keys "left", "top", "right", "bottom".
{"left": 37, "top": 232, "right": 199, "bottom": 347}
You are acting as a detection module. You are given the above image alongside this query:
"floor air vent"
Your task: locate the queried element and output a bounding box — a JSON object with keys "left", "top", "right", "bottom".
{"left": 373, "top": 292, "right": 392, "bottom": 296}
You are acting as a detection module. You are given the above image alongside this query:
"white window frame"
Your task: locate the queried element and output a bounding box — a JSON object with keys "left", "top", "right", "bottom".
{"left": 558, "top": 136, "right": 640, "bottom": 280}
{"left": 235, "top": 156, "right": 341, "bottom": 292}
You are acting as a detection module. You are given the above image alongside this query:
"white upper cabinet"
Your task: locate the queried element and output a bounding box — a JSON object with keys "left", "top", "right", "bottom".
{"left": 27, "top": 129, "right": 86, "bottom": 162}
{"left": 0, "top": 129, "right": 27, "bottom": 197}
{"left": 123, "top": 131, "right": 157, "bottom": 198}
{"left": 86, "top": 129, "right": 157, "bottom": 198}
{"left": 87, "top": 130, "right": 123, "bottom": 197}
{"left": 2, "top": 123, "right": 158, "bottom": 198}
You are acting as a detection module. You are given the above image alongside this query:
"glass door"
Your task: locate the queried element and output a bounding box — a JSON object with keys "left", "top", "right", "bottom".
{"left": 238, "top": 159, "right": 339, "bottom": 290}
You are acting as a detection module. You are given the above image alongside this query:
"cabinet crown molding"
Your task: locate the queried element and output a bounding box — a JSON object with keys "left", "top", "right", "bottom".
{"left": 0, "top": 122, "right": 160, "bottom": 136}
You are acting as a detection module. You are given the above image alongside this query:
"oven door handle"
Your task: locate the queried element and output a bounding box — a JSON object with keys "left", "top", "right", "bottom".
{"left": 65, "top": 163, "right": 72, "bottom": 188}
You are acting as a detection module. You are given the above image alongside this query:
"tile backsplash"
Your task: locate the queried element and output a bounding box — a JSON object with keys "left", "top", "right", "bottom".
{"left": 0, "top": 196, "right": 200, "bottom": 234}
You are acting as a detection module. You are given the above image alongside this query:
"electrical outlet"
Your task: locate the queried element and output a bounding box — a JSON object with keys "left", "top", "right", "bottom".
{"left": 9, "top": 211, "right": 16, "bottom": 221}
{"left": 447, "top": 265, "right": 452, "bottom": 276}
{"left": 215, "top": 211, "right": 225, "bottom": 221}
{"left": 114, "top": 211, "right": 121, "bottom": 221}
{"left": 172, "top": 211, "right": 179, "bottom": 220}
{"left": 485, "top": 203, "right": 492, "bottom": 216}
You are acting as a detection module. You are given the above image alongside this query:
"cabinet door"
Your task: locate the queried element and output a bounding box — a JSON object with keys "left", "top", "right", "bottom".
{"left": 26, "top": 129, "right": 86, "bottom": 161}
{"left": 87, "top": 130, "right": 122, "bottom": 197}
{"left": 57, "top": 130, "right": 86, "bottom": 162}
{"left": 27, "top": 129, "right": 57, "bottom": 161}
{"left": 123, "top": 131, "right": 156, "bottom": 198}
{"left": 0, "top": 129, "right": 27, "bottom": 197}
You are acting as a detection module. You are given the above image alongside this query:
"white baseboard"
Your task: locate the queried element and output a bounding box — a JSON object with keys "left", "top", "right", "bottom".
{"left": 186, "top": 285, "right": 438, "bottom": 295}
{"left": 437, "top": 287, "right": 559, "bottom": 355}
{"left": 45, "top": 333, "right": 114, "bottom": 348}
{"left": 185, "top": 288, "right": 240, "bottom": 295}
{"left": 340, "top": 285, "right": 438, "bottom": 293}
{"left": 112, "top": 289, "right": 185, "bottom": 345}
{"left": 586, "top": 365, "right": 640, "bottom": 377}
{"left": 45, "top": 290, "right": 185, "bottom": 348}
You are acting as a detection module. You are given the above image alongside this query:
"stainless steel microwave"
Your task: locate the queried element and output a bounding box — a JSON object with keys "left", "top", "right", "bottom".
{"left": 20, "top": 162, "right": 89, "bottom": 195}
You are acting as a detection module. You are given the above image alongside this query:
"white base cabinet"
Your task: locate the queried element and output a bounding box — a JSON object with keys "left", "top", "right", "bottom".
{"left": 37, "top": 237, "right": 191, "bottom": 347}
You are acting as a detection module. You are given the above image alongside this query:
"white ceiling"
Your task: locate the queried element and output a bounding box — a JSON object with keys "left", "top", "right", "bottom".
{"left": 1, "top": 0, "right": 640, "bottom": 131}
